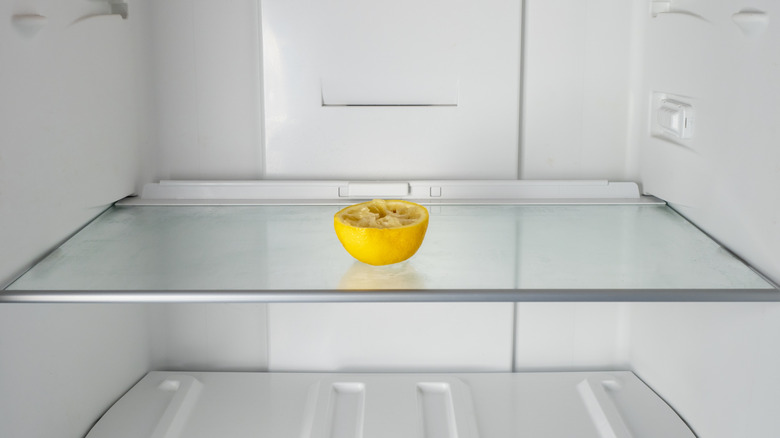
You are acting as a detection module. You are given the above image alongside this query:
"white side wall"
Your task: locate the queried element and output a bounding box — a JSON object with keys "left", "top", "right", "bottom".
{"left": 630, "top": 2, "right": 780, "bottom": 437}
{"left": 0, "top": 1, "right": 155, "bottom": 437}
{"left": 0, "top": 0, "right": 152, "bottom": 287}
{"left": 637, "top": 0, "right": 780, "bottom": 285}
{"left": 629, "top": 303, "right": 780, "bottom": 438}
{"left": 0, "top": 304, "right": 152, "bottom": 438}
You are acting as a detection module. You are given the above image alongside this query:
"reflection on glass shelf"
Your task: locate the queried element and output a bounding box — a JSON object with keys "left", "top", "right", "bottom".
{"left": 6, "top": 204, "right": 775, "bottom": 293}
{"left": 338, "top": 262, "right": 426, "bottom": 290}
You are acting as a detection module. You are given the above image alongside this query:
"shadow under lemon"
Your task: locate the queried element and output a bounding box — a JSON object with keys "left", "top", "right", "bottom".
{"left": 338, "top": 261, "right": 426, "bottom": 290}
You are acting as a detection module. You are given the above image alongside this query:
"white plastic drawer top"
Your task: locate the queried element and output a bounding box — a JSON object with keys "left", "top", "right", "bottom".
{"left": 86, "top": 371, "right": 695, "bottom": 438}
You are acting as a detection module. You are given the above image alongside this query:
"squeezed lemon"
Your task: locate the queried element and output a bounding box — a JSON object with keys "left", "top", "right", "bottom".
{"left": 334, "top": 199, "right": 429, "bottom": 266}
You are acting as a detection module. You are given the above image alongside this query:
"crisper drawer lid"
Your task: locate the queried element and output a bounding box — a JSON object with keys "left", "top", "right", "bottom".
{"left": 85, "top": 371, "right": 696, "bottom": 438}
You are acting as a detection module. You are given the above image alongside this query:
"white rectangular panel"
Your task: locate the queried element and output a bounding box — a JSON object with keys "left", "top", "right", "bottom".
{"left": 151, "top": 0, "right": 262, "bottom": 180}
{"left": 521, "top": 0, "right": 633, "bottom": 180}
{"left": 260, "top": 0, "right": 521, "bottom": 179}
{"left": 267, "top": 303, "right": 514, "bottom": 371}
{"left": 514, "top": 303, "right": 629, "bottom": 370}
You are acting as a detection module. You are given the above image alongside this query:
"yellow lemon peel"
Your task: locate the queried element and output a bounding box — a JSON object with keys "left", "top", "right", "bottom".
{"left": 334, "top": 199, "right": 429, "bottom": 266}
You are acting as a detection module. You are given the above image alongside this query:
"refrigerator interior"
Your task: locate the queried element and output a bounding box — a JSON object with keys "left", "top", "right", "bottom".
{"left": 1, "top": 1, "right": 780, "bottom": 437}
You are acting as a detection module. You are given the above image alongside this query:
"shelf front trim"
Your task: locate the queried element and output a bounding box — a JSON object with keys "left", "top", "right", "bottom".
{"left": 2, "top": 288, "right": 779, "bottom": 303}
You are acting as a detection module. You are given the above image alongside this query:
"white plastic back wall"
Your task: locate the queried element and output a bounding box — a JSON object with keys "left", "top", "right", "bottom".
{"left": 260, "top": 0, "right": 521, "bottom": 179}
{"left": 521, "top": 0, "right": 635, "bottom": 181}
{"left": 267, "top": 303, "right": 514, "bottom": 372}
{"left": 148, "top": 304, "right": 269, "bottom": 372}
{"left": 142, "top": 0, "right": 643, "bottom": 184}
{"left": 150, "top": 0, "right": 263, "bottom": 181}
{"left": 515, "top": 303, "right": 630, "bottom": 371}
{"left": 139, "top": 0, "right": 645, "bottom": 184}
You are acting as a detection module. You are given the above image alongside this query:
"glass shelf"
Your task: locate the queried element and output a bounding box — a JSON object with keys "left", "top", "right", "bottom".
{"left": 3, "top": 203, "right": 777, "bottom": 302}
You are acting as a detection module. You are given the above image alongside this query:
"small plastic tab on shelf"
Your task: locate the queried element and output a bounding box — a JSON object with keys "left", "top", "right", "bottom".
{"left": 342, "top": 182, "right": 410, "bottom": 198}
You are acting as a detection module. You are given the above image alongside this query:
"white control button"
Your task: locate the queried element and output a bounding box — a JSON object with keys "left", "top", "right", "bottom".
{"left": 657, "top": 99, "right": 694, "bottom": 139}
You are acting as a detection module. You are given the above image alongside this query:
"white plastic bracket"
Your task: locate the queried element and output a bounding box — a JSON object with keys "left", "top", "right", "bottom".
{"left": 125, "top": 180, "right": 648, "bottom": 205}
{"left": 339, "top": 182, "right": 411, "bottom": 198}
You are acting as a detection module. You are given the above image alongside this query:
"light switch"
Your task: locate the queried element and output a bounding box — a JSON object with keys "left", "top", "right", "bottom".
{"left": 656, "top": 98, "right": 694, "bottom": 139}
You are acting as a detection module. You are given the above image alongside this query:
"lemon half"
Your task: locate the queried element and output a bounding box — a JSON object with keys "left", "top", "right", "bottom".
{"left": 334, "top": 199, "right": 429, "bottom": 266}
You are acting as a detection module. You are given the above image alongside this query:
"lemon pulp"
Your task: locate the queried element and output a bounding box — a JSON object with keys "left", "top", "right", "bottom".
{"left": 334, "top": 199, "right": 429, "bottom": 266}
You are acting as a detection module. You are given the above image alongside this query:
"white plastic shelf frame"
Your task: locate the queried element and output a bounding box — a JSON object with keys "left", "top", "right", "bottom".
{"left": 85, "top": 371, "right": 696, "bottom": 438}
{"left": 3, "top": 180, "right": 776, "bottom": 302}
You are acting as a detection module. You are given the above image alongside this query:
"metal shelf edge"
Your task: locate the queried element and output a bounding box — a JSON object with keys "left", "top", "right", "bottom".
{"left": 2, "top": 288, "right": 778, "bottom": 303}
